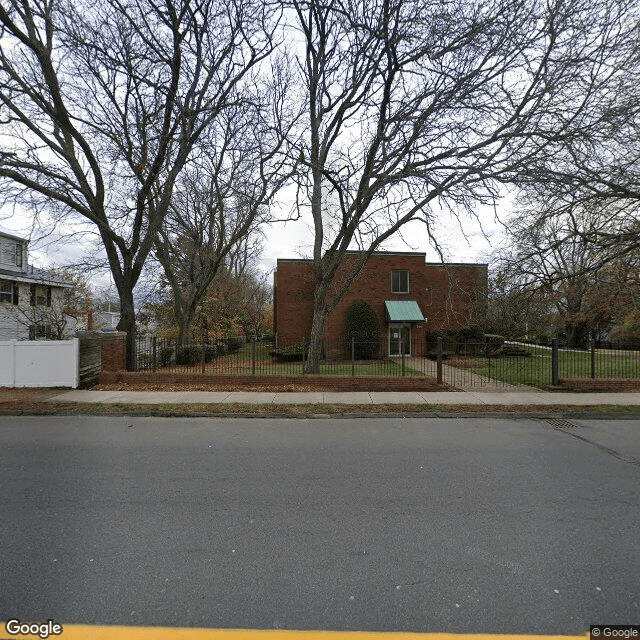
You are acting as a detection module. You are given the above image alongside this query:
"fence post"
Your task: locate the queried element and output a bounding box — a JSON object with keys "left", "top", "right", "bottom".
{"left": 351, "top": 337, "right": 355, "bottom": 377}
{"left": 152, "top": 336, "right": 157, "bottom": 372}
{"left": 401, "top": 340, "right": 405, "bottom": 376}
{"left": 200, "top": 340, "right": 206, "bottom": 374}
{"left": 437, "top": 337, "right": 443, "bottom": 385}
{"left": 590, "top": 338, "right": 596, "bottom": 379}
{"left": 551, "top": 338, "right": 559, "bottom": 386}
{"left": 252, "top": 338, "right": 257, "bottom": 376}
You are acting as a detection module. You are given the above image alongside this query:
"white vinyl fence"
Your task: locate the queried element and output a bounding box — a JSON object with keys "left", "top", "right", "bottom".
{"left": 0, "top": 339, "right": 79, "bottom": 388}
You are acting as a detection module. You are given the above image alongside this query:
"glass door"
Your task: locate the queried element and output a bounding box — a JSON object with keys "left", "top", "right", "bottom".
{"left": 389, "top": 325, "right": 411, "bottom": 356}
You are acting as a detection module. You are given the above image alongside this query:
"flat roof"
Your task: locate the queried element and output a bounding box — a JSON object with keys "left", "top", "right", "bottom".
{"left": 276, "top": 251, "right": 428, "bottom": 264}
{"left": 276, "top": 253, "right": 487, "bottom": 267}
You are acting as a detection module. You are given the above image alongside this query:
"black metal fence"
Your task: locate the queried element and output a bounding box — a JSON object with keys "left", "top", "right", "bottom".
{"left": 132, "top": 334, "right": 640, "bottom": 388}
{"left": 133, "top": 335, "right": 427, "bottom": 377}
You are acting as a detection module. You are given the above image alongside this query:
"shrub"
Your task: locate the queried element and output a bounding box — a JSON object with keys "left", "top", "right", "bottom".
{"left": 269, "top": 344, "right": 305, "bottom": 362}
{"left": 159, "top": 347, "right": 174, "bottom": 367}
{"left": 425, "top": 329, "right": 454, "bottom": 346}
{"left": 225, "top": 337, "right": 244, "bottom": 354}
{"left": 176, "top": 344, "right": 217, "bottom": 365}
{"left": 344, "top": 300, "right": 381, "bottom": 359}
{"left": 215, "top": 340, "right": 227, "bottom": 356}
{"left": 457, "top": 324, "right": 485, "bottom": 343}
{"left": 494, "top": 345, "right": 532, "bottom": 357}
{"left": 533, "top": 333, "right": 553, "bottom": 346}
{"left": 484, "top": 334, "right": 505, "bottom": 355}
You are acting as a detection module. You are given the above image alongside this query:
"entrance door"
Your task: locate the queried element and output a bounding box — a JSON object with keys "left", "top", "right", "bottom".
{"left": 389, "top": 325, "right": 411, "bottom": 356}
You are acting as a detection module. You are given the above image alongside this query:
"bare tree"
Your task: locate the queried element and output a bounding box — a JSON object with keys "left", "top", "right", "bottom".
{"left": 0, "top": 0, "right": 279, "bottom": 368}
{"left": 285, "top": 0, "right": 630, "bottom": 372}
{"left": 154, "top": 86, "right": 296, "bottom": 344}
{"left": 492, "top": 202, "right": 640, "bottom": 346}
{"left": 513, "top": 0, "right": 640, "bottom": 244}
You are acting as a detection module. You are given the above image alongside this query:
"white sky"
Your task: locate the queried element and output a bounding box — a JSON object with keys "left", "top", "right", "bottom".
{"left": 258, "top": 200, "right": 509, "bottom": 272}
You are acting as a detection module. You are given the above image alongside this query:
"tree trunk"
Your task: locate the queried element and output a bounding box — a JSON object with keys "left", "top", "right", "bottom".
{"left": 117, "top": 290, "right": 137, "bottom": 371}
{"left": 177, "top": 302, "right": 197, "bottom": 346}
{"left": 566, "top": 321, "right": 589, "bottom": 349}
{"left": 304, "top": 280, "right": 331, "bottom": 374}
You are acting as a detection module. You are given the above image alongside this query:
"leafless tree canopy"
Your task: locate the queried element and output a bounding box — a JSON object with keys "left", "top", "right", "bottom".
{"left": 0, "top": 0, "right": 280, "bottom": 367}
{"left": 154, "top": 82, "right": 296, "bottom": 344}
{"left": 284, "top": 0, "right": 638, "bottom": 370}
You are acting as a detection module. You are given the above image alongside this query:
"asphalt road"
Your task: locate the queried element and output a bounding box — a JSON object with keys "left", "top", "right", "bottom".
{"left": 1, "top": 415, "right": 639, "bottom": 634}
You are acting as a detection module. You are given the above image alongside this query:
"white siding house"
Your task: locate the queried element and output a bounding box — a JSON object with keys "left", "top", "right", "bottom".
{"left": 0, "top": 230, "right": 74, "bottom": 340}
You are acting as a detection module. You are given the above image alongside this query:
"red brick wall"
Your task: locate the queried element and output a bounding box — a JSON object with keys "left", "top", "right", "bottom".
{"left": 273, "top": 260, "right": 316, "bottom": 345}
{"left": 423, "top": 263, "right": 488, "bottom": 331}
{"left": 274, "top": 253, "right": 487, "bottom": 355}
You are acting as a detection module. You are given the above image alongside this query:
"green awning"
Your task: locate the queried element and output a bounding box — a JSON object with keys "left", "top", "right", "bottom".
{"left": 384, "top": 300, "right": 425, "bottom": 323}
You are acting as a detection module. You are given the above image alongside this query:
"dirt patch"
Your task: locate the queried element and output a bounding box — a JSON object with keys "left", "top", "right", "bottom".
{"left": 0, "top": 387, "right": 69, "bottom": 404}
{"left": 94, "top": 382, "right": 327, "bottom": 392}
{"left": 96, "top": 373, "right": 449, "bottom": 392}
{"left": 2, "top": 401, "right": 640, "bottom": 418}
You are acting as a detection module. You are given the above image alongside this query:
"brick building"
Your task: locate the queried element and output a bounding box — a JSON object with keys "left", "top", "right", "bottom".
{"left": 273, "top": 251, "right": 488, "bottom": 357}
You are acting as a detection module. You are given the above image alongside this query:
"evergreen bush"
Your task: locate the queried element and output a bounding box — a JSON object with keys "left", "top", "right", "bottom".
{"left": 344, "top": 300, "right": 381, "bottom": 359}
{"left": 269, "top": 344, "right": 305, "bottom": 362}
{"left": 159, "top": 347, "right": 174, "bottom": 367}
{"left": 176, "top": 344, "right": 217, "bottom": 365}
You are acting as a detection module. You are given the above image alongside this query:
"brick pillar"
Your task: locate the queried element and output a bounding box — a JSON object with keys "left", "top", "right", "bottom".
{"left": 100, "top": 332, "right": 127, "bottom": 371}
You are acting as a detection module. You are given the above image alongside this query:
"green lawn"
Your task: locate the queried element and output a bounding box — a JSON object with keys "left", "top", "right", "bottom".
{"left": 160, "top": 342, "right": 427, "bottom": 377}
{"left": 464, "top": 345, "right": 640, "bottom": 388}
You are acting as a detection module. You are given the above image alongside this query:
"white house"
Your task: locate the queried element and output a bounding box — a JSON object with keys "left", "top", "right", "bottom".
{"left": 0, "top": 230, "right": 74, "bottom": 340}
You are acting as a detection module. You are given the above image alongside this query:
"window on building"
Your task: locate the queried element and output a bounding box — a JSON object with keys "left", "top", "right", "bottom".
{"left": 30, "top": 284, "right": 51, "bottom": 307}
{"left": 0, "top": 280, "right": 12, "bottom": 303}
{"left": 15, "top": 244, "right": 23, "bottom": 267}
{"left": 0, "top": 280, "right": 18, "bottom": 304}
{"left": 1, "top": 241, "right": 14, "bottom": 266}
{"left": 37, "top": 324, "right": 52, "bottom": 339}
{"left": 391, "top": 270, "right": 409, "bottom": 293}
{"left": 29, "top": 324, "right": 52, "bottom": 340}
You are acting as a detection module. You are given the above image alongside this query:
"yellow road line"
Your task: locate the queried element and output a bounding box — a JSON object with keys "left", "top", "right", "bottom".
{"left": 0, "top": 622, "right": 589, "bottom": 640}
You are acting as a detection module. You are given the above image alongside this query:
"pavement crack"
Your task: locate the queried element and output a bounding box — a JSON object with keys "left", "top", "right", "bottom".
{"left": 542, "top": 419, "right": 640, "bottom": 468}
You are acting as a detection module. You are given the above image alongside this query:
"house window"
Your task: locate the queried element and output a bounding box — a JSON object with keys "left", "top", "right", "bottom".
{"left": 0, "top": 280, "right": 18, "bottom": 305}
{"left": 15, "top": 244, "right": 22, "bottom": 267}
{"left": 29, "top": 324, "right": 52, "bottom": 340}
{"left": 1, "top": 241, "right": 15, "bottom": 266}
{"left": 391, "top": 270, "right": 409, "bottom": 293}
{"left": 30, "top": 284, "right": 51, "bottom": 307}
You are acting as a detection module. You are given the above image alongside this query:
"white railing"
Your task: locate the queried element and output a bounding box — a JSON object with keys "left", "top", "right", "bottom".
{"left": 0, "top": 339, "right": 79, "bottom": 388}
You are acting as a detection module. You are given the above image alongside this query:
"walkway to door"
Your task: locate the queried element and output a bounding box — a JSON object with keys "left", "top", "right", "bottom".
{"left": 393, "top": 356, "right": 540, "bottom": 391}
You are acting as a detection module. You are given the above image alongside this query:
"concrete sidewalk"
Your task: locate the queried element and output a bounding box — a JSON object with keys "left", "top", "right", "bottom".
{"left": 49, "top": 389, "right": 640, "bottom": 405}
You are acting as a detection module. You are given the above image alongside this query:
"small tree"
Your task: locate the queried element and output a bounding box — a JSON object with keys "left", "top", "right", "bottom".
{"left": 344, "top": 300, "right": 381, "bottom": 359}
